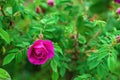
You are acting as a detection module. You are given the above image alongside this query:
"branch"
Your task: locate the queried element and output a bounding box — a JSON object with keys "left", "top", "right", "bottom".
{"left": 1, "top": 6, "right": 5, "bottom": 16}
{"left": 85, "top": 30, "right": 101, "bottom": 48}
{"left": 73, "top": 33, "right": 79, "bottom": 57}
{"left": 73, "top": 17, "right": 79, "bottom": 60}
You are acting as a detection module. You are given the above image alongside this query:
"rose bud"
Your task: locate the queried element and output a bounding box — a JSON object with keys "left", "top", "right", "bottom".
{"left": 9, "top": 21, "right": 14, "bottom": 26}
{"left": 117, "top": 36, "right": 120, "bottom": 43}
{"left": 36, "top": 6, "right": 41, "bottom": 13}
{"left": 116, "top": 8, "right": 120, "bottom": 14}
{"left": 114, "top": 0, "right": 120, "bottom": 4}
{"left": 27, "top": 40, "right": 54, "bottom": 65}
{"left": 69, "top": 34, "right": 74, "bottom": 39}
{"left": 41, "top": 7, "right": 46, "bottom": 13}
{"left": 47, "top": 0, "right": 54, "bottom": 6}
{"left": 39, "top": 34, "right": 44, "bottom": 39}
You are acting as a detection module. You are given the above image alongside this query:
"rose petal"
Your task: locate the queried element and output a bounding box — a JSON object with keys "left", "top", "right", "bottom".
{"left": 34, "top": 48, "right": 41, "bottom": 55}
{"left": 34, "top": 48, "right": 48, "bottom": 58}
{"left": 29, "top": 53, "right": 49, "bottom": 65}
{"left": 34, "top": 47, "right": 48, "bottom": 55}
{"left": 43, "top": 40, "right": 54, "bottom": 58}
{"left": 32, "top": 40, "right": 44, "bottom": 48}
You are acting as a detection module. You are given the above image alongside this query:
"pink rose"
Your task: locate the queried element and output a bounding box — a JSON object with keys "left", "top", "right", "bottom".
{"left": 114, "top": 0, "right": 120, "bottom": 4}
{"left": 47, "top": 0, "right": 54, "bottom": 6}
{"left": 27, "top": 40, "right": 54, "bottom": 65}
{"left": 116, "top": 8, "right": 120, "bottom": 14}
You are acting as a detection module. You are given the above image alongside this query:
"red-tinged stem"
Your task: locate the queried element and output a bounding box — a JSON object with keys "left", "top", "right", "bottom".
{"left": 86, "top": 30, "right": 101, "bottom": 48}
{"left": 1, "top": 6, "right": 5, "bottom": 16}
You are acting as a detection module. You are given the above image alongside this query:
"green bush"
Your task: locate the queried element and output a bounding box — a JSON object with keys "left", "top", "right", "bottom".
{"left": 0, "top": 0, "right": 120, "bottom": 80}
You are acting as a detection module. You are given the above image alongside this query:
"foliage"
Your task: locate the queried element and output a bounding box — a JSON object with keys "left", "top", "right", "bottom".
{"left": 0, "top": 68, "right": 11, "bottom": 80}
{"left": 0, "top": 0, "right": 120, "bottom": 80}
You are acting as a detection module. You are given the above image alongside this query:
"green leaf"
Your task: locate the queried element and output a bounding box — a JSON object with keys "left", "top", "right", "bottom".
{"left": 0, "top": 27, "right": 10, "bottom": 44}
{"left": 60, "top": 67, "right": 66, "bottom": 77}
{"left": 107, "top": 55, "right": 117, "bottom": 71}
{"left": 54, "top": 44, "right": 63, "bottom": 55}
{"left": 8, "top": 48, "right": 19, "bottom": 53}
{"left": 90, "top": 0, "right": 111, "bottom": 14}
{"left": 97, "top": 52, "right": 108, "bottom": 61}
{"left": 16, "top": 42, "right": 30, "bottom": 48}
{"left": 15, "top": 44, "right": 24, "bottom": 47}
{"left": 78, "top": 34, "right": 86, "bottom": 44}
{"left": 97, "top": 46, "right": 108, "bottom": 53}
{"left": 76, "top": 16, "right": 84, "bottom": 33}
{"left": 0, "top": 68, "right": 11, "bottom": 80}
{"left": 74, "top": 74, "right": 91, "bottom": 80}
{"left": 45, "top": 27, "right": 56, "bottom": 32}
{"left": 41, "top": 15, "right": 58, "bottom": 25}
{"left": 87, "top": 53, "right": 98, "bottom": 61}
{"left": 15, "top": 52, "right": 22, "bottom": 63}
{"left": 50, "top": 59, "right": 58, "bottom": 72}
{"left": 97, "top": 63, "right": 108, "bottom": 78}
{"left": 3, "top": 53, "right": 15, "bottom": 66}
{"left": 5, "top": 7, "right": 12, "bottom": 15}
{"left": 52, "top": 71, "right": 59, "bottom": 80}
{"left": 88, "top": 59, "right": 100, "bottom": 70}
